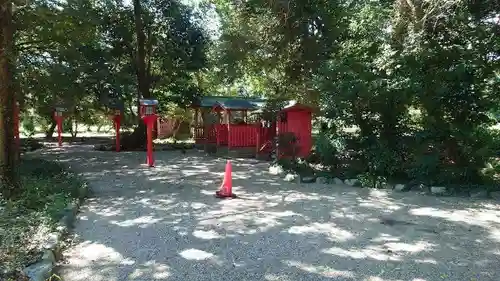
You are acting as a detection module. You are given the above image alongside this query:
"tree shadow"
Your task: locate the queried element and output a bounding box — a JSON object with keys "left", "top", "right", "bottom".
{"left": 33, "top": 144, "right": 500, "bottom": 281}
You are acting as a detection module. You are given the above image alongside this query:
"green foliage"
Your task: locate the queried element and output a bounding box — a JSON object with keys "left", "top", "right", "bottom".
{"left": 0, "top": 158, "right": 85, "bottom": 276}
{"left": 20, "top": 115, "right": 36, "bottom": 137}
{"left": 314, "top": 131, "right": 341, "bottom": 168}
{"left": 14, "top": 0, "right": 209, "bottom": 133}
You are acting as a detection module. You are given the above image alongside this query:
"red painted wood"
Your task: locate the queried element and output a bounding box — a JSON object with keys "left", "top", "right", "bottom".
{"left": 215, "top": 124, "right": 228, "bottom": 145}
{"left": 277, "top": 109, "right": 312, "bottom": 158}
{"left": 228, "top": 125, "right": 257, "bottom": 147}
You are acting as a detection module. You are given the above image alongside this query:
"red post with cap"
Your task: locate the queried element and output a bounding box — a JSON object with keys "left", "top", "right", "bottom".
{"left": 113, "top": 110, "right": 122, "bottom": 152}
{"left": 53, "top": 107, "right": 66, "bottom": 147}
{"left": 139, "top": 99, "right": 158, "bottom": 167}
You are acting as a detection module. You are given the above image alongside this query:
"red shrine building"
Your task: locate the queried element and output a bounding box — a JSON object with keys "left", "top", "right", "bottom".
{"left": 190, "top": 96, "right": 313, "bottom": 159}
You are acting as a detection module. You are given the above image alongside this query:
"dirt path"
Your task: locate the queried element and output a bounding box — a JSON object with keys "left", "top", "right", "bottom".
{"left": 35, "top": 144, "right": 500, "bottom": 281}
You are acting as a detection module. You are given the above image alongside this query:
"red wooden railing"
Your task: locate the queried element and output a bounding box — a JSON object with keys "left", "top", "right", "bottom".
{"left": 194, "top": 127, "right": 204, "bottom": 144}
{"left": 192, "top": 124, "right": 276, "bottom": 151}
{"left": 215, "top": 124, "right": 228, "bottom": 145}
{"left": 229, "top": 125, "right": 257, "bottom": 147}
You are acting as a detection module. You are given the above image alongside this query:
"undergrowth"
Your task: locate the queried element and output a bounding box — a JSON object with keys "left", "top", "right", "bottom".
{"left": 0, "top": 158, "right": 85, "bottom": 279}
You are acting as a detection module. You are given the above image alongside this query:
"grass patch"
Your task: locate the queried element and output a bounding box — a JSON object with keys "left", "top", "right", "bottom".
{"left": 0, "top": 158, "right": 86, "bottom": 278}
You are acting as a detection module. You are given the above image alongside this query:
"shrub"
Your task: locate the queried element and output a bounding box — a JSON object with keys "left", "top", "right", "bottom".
{"left": 0, "top": 158, "right": 85, "bottom": 276}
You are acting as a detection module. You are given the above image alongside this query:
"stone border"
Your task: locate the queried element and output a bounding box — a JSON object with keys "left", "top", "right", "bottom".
{"left": 268, "top": 164, "right": 500, "bottom": 200}
{"left": 21, "top": 183, "right": 89, "bottom": 281}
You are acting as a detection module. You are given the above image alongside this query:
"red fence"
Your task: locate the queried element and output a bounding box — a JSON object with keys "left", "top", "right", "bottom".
{"left": 228, "top": 125, "right": 257, "bottom": 147}
{"left": 215, "top": 124, "right": 228, "bottom": 145}
{"left": 193, "top": 124, "right": 275, "bottom": 150}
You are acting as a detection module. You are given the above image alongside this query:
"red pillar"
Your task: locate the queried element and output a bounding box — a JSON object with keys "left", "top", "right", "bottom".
{"left": 147, "top": 124, "right": 153, "bottom": 166}
{"left": 57, "top": 119, "right": 63, "bottom": 147}
{"left": 114, "top": 116, "right": 121, "bottom": 152}
{"left": 227, "top": 110, "right": 231, "bottom": 150}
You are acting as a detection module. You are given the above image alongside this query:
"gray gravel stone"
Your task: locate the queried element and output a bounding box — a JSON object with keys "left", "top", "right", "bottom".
{"left": 490, "top": 191, "right": 500, "bottom": 200}
{"left": 333, "top": 177, "right": 344, "bottom": 185}
{"left": 316, "top": 177, "right": 329, "bottom": 184}
{"left": 394, "top": 184, "right": 407, "bottom": 191}
{"left": 300, "top": 176, "right": 316, "bottom": 183}
{"left": 42, "top": 232, "right": 60, "bottom": 250}
{"left": 22, "top": 260, "right": 53, "bottom": 281}
{"left": 269, "top": 165, "right": 284, "bottom": 175}
{"left": 283, "top": 173, "right": 297, "bottom": 182}
{"left": 470, "top": 190, "right": 489, "bottom": 199}
{"left": 431, "top": 186, "right": 447, "bottom": 195}
{"left": 344, "top": 178, "right": 360, "bottom": 186}
{"left": 42, "top": 250, "right": 56, "bottom": 264}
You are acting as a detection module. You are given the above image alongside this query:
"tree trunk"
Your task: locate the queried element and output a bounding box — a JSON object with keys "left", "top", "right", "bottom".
{"left": 122, "top": 0, "right": 150, "bottom": 150}
{"left": 45, "top": 121, "right": 56, "bottom": 139}
{"left": 70, "top": 118, "right": 78, "bottom": 139}
{"left": 133, "top": 0, "right": 150, "bottom": 101}
{"left": 0, "top": 0, "right": 19, "bottom": 198}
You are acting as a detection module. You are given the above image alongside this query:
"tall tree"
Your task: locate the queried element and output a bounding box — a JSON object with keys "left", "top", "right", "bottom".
{"left": 0, "top": 0, "right": 19, "bottom": 198}
{"left": 133, "top": 0, "right": 150, "bottom": 101}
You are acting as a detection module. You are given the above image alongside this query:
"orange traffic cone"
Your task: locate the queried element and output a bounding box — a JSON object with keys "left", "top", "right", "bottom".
{"left": 215, "top": 160, "right": 237, "bottom": 199}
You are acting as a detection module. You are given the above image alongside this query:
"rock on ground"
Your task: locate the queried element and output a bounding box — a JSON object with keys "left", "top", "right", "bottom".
{"left": 344, "top": 179, "right": 360, "bottom": 186}
{"left": 333, "top": 178, "right": 344, "bottom": 185}
{"left": 22, "top": 260, "right": 52, "bottom": 281}
{"left": 284, "top": 173, "right": 297, "bottom": 182}
{"left": 316, "top": 177, "right": 329, "bottom": 184}
{"left": 269, "top": 165, "right": 284, "bottom": 175}
{"left": 394, "top": 184, "right": 407, "bottom": 191}
{"left": 431, "top": 186, "right": 447, "bottom": 195}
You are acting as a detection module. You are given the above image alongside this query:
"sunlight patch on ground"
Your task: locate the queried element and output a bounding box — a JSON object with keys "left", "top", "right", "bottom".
{"left": 284, "top": 260, "right": 355, "bottom": 278}
{"left": 414, "top": 258, "right": 437, "bottom": 264}
{"left": 488, "top": 229, "right": 500, "bottom": 243}
{"left": 358, "top": 191, "right": 402, "bottom": 212}
{"left": 110, "top": 215, "right": 162, "bottom": 227}
{"left": 409, "top": 207, "right": 491, "bottom": 227}
{"left": 371, "top": 233, "right": 400, "bottom": 243}
{"left": 68, "top": 242, "right": 124, "bottom": 266}
{"left": 179, "top": 248, "right": 215, "bottom": 260}
{"left": 88, "top": 206, "right": 123, "bottom": 217}
{"left": 322, "top": 244, "right": 411, "bottom": 261}
{"left": 192, "top": 229, "right": 222, "bottom": 240}
{"left": 264, "top": 273, "right": 292, "bottom": 281}
{"left": 128, "top": 261, "right": 171, "bottom": 279}
{"left": 287, "top": 222, "right": 355, "bottom": 242}
{"left": 384, "top": 241, "right": 434, "bottom": 253}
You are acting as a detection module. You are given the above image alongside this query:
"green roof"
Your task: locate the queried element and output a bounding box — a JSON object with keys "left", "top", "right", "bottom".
{"left": 194, "top": 96, "right": 266, "bottom": 109}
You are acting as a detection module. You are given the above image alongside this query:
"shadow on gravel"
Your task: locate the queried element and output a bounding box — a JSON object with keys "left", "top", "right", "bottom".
{"left": 37, "top": 145, "right": 500, "bottom": 281}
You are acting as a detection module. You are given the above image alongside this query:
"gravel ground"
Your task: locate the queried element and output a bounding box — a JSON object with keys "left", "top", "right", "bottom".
{"left": 33, "top": 144, "right": 500, "bottom": 281}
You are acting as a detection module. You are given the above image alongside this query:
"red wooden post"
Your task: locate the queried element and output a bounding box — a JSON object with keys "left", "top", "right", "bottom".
{"left": 140, "top": 99, "right": 158, "bottom": 167}
{"left": 113, "top": 110, "right": 121, "bottom": 152}
{"left": 146, "top": 123, "right": 154, "bottom": 165}
{"left": 227, "top": 110, "right": 231, "bottom": 150}
{"left": 57, "top": 119, "right": 63, "bottom": 147}
{"left": 53, "top": 107, "right": 66, "bottom": 147}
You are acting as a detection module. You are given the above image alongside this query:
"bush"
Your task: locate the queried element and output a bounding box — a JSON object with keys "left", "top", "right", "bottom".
{"left": 0, "top": 158, "right": 85, "bottom": 277}
{"left": 21, "top": 116, "right": 36, "bottom": 138}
